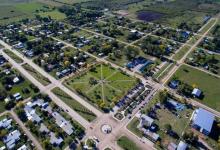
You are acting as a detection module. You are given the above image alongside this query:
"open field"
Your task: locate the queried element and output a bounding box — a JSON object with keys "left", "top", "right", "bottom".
{"left": 3, "top": 49, "right": 24, "bottom": 63}
{"left": 39, "top": 10, "right": 66, "bottom": 20}
{"left": 117, "top": 136, "right": 140, "bottom": 150}
{"left": 170, "top": 65, "right": 220, "bottom": 111}
{"left": 22, "top": 63, "right": 51, "bottom": 86}
{"left": 52, "top": 87, "right": 97, "bottom": 122}
{"left": 0, "top": 1, "right": 65, "bottom": 24}
{"left": 64, "top": 64, "right": 138, "bottom": 110}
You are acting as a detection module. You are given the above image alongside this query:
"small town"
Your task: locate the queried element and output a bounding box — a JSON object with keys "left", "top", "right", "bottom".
{"left": 0, "top": 0, "right": 220, "bottom": 150}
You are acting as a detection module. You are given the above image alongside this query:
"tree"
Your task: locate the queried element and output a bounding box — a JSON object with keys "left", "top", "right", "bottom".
{"left": 125, "top": 46, "right": 139, "bottom": 60}
{"left": 164, "top": 124, "right": 172, "bottom": 132}
{"left": 158, "top": 90, "right": 168, "bottom": 104}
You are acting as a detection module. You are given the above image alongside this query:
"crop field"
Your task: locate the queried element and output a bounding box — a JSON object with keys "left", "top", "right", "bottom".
{"left": 171, "top": 65, "right": 220, "bottom": 111}
{"left": 64, "top": 64, "right": 138, "bottom": 110}
{"left": 0, "top": 1, "right": 65, "bottom": 24}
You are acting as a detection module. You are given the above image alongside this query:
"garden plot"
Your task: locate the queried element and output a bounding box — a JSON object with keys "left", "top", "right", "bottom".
{"left": 64, "top": 64, "right": 138, "bottom": 111}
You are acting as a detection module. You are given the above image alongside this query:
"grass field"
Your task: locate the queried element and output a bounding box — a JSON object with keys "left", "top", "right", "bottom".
{"left": 39, "top": 10, "right": 66, "bottom": 20}
{"left": 0, "top": 101, "right": 5, "bottom": 113}
{"left": 0, "top": 1, "right": 65, "bottom": 24}
{"left": 22, "top": 63, "right": 51, "bottom": 86}
{"left": 64, "top": 64, "right": 138, "bottom": 110}
{"left": 52, "top": 87, "right": 97, "bottom": 122}
{"left": 187, "top": 35, "right": 201, "bottom": 45}
{"left": 198, "top": 19, "right": 216, "bottom": 34}
{"left": 3, "top": 49, "right": 24, "bottom": 63}
{"left": 127, "top": 117, "right": 142, "bottom": 137}
{"left": 171, "top": 65, "right": 220, "bottom": 111}
{"left": 173, "top": 45, "right": 191, "bottom": 60}
{"left": 117, "top": 136, "right": 140, "bottom": 150}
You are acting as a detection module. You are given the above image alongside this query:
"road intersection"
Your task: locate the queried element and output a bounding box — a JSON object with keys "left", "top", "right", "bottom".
{"left": 0, "top": 13, "right": 219, "bottom": 150}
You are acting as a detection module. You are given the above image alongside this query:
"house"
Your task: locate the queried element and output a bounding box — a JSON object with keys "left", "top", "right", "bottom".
{"left": 17, "top": 145, "right": 28, "bottom": 150}
{"left": 50, "top": 132, "right": 63, "bottom": 146}
{"left": 177, "top": 141, "right": 187, "bottom": 150}
{"left": 24, "top": 105, "right": 42, "bottom": 124}
{"left": 52, "top": 112, "right": 73, "bottom": 135}
{"left": 0, "top": 118, "right": 12, "bottom": 129}
{"left": 166, "top": 99, "right": 185, "bottom": 111}
{"left": 169, "top": 80, "right": 179, "bottom": 89}
{"left": 39, "top": 123, "right": 49, "bottom": 133}
{"left": 167, "top": 142, "right": 177, "bottom": 150}
{"left": 192, "top": 88, "right": 202, "bottom": 98}
{"left": 13, "top": 77, "right": 20, "bottom": 84}
{"left": 14, "top": 42, "right": 24, "bottom": 49}
{"left": 139, "top": 114, "right": 154, "bottom": 127}
{"left": 192, "top": 108, "right": 214, "bottom": 135}
{"left": 13, "top": 93, "right": 22, "bottom": 101}
{"left": 3, "top": 130, "right": 21, "bottom": 149}
{"left": 142, "top": 128, "right": 159, "bottom": 142}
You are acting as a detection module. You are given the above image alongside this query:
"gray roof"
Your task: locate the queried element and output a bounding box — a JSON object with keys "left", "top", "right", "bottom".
{"left": 49, "top": 132, "right": 63, "bottom": 145}
{"left": 3, "top": 130, "right": 21, "bottom": 149}
{"left": 39, "top": 123, "right": 49, "bottom": 133}
{"left": 52, "top": 112, "right": 73, "bottom": 135}
{"left": 193, "top": 108, "right": 215, "bottom": 133}
{"left": 177, "top": 141, "right": 187, "bottom": 150}
{"left": 0, "top": 118, "right": 12, "bottom": 129}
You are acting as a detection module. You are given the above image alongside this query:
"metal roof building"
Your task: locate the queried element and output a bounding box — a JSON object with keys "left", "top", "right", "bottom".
{"left": 192, "top": 108, "right": 215, "bottom": 135}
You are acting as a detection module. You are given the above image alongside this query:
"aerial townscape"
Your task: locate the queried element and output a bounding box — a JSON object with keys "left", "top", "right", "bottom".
{"left": 0, "top": 0, "right": 220, "bottom": 150}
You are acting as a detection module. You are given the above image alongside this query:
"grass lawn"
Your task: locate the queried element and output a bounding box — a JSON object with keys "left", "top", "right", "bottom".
{"left": 64, "top": 64, "right": 138, "bottom": 110}
{"left": 72, "top": 30, "right": 94, "bottom": 38}
{"left": 198, "top": 19, "right": 216, "bottom": 34}
{"left": 22, "top": 63, "right": 51, "bottom": 86}
{"left": 154, "top": 62, "right": 175, "bottom": 82}
{"left": 171, "top": 64, "right": 220, "bottom": 111}
{"left": 3, "top": 49, "right": 23, "bottom": 64}
{"left": 117, "top": 136, "right": 140, "bottom": 150}
{"left": 173, "top": 45, "right": 191, "bottom": 60}
{"left": 154, "top": 106, "right": 193, "bottom": 147}
{"left": 52, "top": 87, "right": 96, "bottom": 122}
{"left": 39, "top": 10, "right": 66, "bottom": 20}
{"left": 127, "top": 117, "right": 143, "bottom": 137}
{"left": 0, "top": 101, "right": 5, "bottom": 113}
{"left": 187, "top": 35, "right": 201, "bottom": 45}
{"left": 15, "top": 2, "right": 48, "bottom": 13}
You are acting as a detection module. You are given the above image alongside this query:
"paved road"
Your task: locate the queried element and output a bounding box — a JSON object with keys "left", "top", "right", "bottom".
{"left": 0, "top": 40, "right": 102, "bottom": 118}
{"left": 162, "top": 18, "right": 218, "bottom": 85}
{"left": 0, "top": 46, "right": 90, "bottom": 128}
{"left": 10, "top": 111, "right": 44, "bottom": 150}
